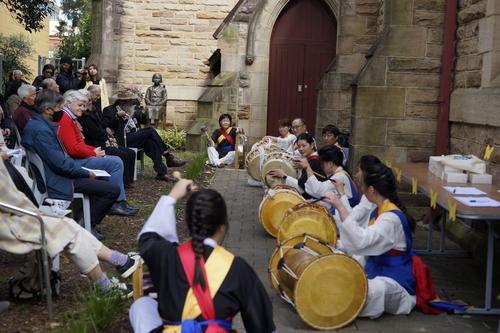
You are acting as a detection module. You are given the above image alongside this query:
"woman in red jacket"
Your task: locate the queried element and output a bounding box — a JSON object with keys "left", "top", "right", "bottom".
{"left": 58, "top": 90, "right": 138, "bottom": 216}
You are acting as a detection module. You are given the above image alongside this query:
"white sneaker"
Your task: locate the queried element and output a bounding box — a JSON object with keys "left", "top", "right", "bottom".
{"left": 43, "top": 199, "right": 72, "bottom": 217}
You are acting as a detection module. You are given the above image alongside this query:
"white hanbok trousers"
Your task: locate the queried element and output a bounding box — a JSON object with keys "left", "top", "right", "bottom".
{"left": 207, "top": 147, "right": 235, "bottom": 166}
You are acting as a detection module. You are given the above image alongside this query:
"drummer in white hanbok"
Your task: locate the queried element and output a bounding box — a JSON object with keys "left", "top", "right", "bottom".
{"left": 297, "top": 145, "right": 359, "bottom": 207}
{"left": 262, "top": 118, "right": 296, "bottom": 153}
{"left": 323, "top": 159, "right": 417, "bottom": 319}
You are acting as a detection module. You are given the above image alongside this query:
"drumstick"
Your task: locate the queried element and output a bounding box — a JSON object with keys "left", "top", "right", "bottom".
{"left": 172, "top": 171, "right": 194, "bottom": 192}
{"left": 309, "top": 196, "right": 327, "bottom": 204}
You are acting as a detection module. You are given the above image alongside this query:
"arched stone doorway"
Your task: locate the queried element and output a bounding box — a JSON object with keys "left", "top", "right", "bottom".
{"left": 267, "top": 0, "right": 337, "bottom": 133}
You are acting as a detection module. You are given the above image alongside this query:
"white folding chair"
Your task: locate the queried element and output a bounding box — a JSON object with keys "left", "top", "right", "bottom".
{"left": 25, "top": 150, "right": 92, "bottom": 232}
{"left": 0, "top": 201, "right": 53, "bottom": 319}
{"left": 129, "top": 147, "right": 145, "bottom": 180}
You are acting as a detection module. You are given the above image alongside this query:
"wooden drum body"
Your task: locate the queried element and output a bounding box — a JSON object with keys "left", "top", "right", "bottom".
{"left": 258, "top": 185, "right": 305, "bottom": 237}
{"left": 277, "top": 203, "right": 338, "bottom": 246}
{"left": 245, "top": 142, "right": 282, "bottom": 181}
{"left": 268, "top": 235, "right": 368, "bottom": 330}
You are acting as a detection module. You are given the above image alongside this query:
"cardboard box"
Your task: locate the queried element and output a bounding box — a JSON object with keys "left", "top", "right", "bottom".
{"left": 468, "top": 173, "right": 493, "bottom": 184}
{"left": 441, "top": 172, "right": 468, "bottom": 183}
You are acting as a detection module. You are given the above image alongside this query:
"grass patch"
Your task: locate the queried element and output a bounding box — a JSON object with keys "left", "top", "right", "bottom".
{"left": 183, "top": 151, "right": 208, "bottom": 180}
{"left": 62, "top": 287, "right": 128, "bottom": 333}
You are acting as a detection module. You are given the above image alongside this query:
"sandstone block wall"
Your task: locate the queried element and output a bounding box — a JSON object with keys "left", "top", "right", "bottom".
{"left": 450, "top": 0, "right": 500, "bottom": 182}
{"left": 316, "top": 0, "right": 383, "bottom": 135}
{"left": 349, "top": 0, "right": 445, "bottom": 166}
{"left": 99, "top": 0, "right": 238, "bottom": 129}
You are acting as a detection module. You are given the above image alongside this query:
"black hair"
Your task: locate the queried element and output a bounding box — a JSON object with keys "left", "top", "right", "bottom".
{"left": 358, "top": 154, "right": 382, "bottom": 173}
{"left": 318, "top": 145, "right": 343, "bottom": 167}
{"left": 42, "top": 64, "right": 55, "bottom": 74}
{"left": 362, "top": 162, "right": 415, "bottom": 231}
{"left": 34, "top": 90, "right": 64, "bottom": 115}
{"left": 185, "top": 189, "right": 229, "bottom": 290}
{"left": 278, "top": 118, "right": 292, "bottom": 128}
{"left": 218, "top": 113, "right": 232, "bottom": 126}
{"left": 296, "top": 133, "right": 316, "bottom": 150}
{"left": 322, "top": 124, "right": 340, "bottom": 137}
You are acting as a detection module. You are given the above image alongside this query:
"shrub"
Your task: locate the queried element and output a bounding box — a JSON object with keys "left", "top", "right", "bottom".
{"left": 0, "top": 33, "right": 34, "bottom": 84}
{"left": 156, "top": 127, "right": 186, "bottom": 151}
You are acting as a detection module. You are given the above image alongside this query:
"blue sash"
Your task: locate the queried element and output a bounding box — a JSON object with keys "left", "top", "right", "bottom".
{"left": 364, "top": 209, "right": 416, "bottom": 295}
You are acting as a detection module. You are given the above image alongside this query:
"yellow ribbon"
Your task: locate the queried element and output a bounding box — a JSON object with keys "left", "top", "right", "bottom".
{"left": 384, "top": 160, "right": 392, "bottom": 168}
{"left": 132, "top": 260, "right": 144, "bottom": 300}
{"left": 430, "top": 189, "right": 438, "bottom": 209}
{"left": 411, "top": 177, "right": 418, "bottom": 194}
{"left": 484, "top": 145, "right": 494, "bottom": 161}
{"left": 447, "top": 198, "right": 457, "bottom": 222}
{"left": 393, "top": 167, "right": 402, "bottom": 183}
{"left": 163, "top": 246, "right": 235, "bottom": 333}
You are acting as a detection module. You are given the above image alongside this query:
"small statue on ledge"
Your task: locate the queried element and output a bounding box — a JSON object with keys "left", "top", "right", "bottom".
{"left": 145, "top": 73, "right": 168, "bottom": 127}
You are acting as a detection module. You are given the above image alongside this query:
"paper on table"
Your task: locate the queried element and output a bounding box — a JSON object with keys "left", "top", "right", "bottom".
{"left": 453, "top": 196, "right": 500, "bottom": 207}
{"left": 82, "top": 167, "right": 111, "bottom": 177}
{"left": 443, "top": 186, "right": 486, "bottom": 196}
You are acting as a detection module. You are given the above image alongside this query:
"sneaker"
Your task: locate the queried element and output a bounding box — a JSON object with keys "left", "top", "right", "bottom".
{"left": 41, "top": 199, "right": 72, "bottom": 217}
{"left": 108, "top": 202, "right": 137, "bottom": 216}
{"left": 117, "top": 253, "right": 142, "bottom": 278}
{"left": 91, "top": 227, "right": 105, "bottom": 241}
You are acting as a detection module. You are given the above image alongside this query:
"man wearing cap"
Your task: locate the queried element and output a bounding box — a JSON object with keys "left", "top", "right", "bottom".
{"left": 56, "top": 57, "right": 86, "bottom": 94}
{"left": 102, "top": 90, "right": 186, "bottom": 182}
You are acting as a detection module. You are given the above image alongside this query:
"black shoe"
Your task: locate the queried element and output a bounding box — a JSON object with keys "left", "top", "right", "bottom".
{"left": 155, "top": 174, "right": 176, "bottom": 182}
{"left": 164, "top": 152, "right": 186, "bottom": 167}
{"left": 108, "top": 203, "right": 137, "bottom": 217}
{"left": 91, "top": 227, "right": 105, "bottom": 241}
{"left": 121, "top": 201, "right": 139, "bottom": 214}
{"left": 117, "top": 253, "right": 142, "bottom": 278}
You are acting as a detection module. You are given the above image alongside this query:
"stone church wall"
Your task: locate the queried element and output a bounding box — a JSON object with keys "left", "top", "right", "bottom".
{"left": 97, "top": 0, "right": 239, "bottom": 128}
{"left": 450, "top": 0, "right": 500, "bottom": 182}
{"left": 349, "top": 0, "right": 446, "bottom": 166}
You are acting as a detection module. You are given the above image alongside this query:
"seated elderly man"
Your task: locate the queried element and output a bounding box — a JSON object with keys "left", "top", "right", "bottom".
{"left": 0, "top": 151, "right": 141, "bottom": 294}
{"left": 57, "top": 90, "right": 138, "bottom": 214}
{"left": 12, "top": 84, "right": 37, "bottom": 132}
{"left": 102, "top": 90, "right": 186, "bottom": 182}
{"left": 21, "top": 90, "right": 126, "bottom": 240}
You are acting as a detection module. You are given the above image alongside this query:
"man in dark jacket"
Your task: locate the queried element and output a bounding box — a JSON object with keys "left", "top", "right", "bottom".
{"left": 56, "top": 57, "right": 86, "bottom": 94}
{"left": 102, "top": 90, "right": 186, "bottom": 182}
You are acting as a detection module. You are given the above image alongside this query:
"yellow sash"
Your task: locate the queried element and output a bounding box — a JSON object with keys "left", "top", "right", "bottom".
{"left": 163, "top": 246, "right": 235, "bottom": 333}
{"left": 368, "top": 201, "right": 400, "bottom": 226}
{"left": 216, "top": 127, "right": 232, "bottom": 145}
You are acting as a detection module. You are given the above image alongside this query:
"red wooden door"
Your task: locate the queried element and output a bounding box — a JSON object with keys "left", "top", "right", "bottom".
{"left": 267, "top": 0, "right": 337, "bottom": 134}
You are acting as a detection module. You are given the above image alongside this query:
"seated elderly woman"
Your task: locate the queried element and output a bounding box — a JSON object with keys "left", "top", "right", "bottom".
{"left": 0, "top": 151, "right": 141, "bottom": 295}
{"left": 21, "top": 90, "right": 127, "bottom": 240}
{"left": 57, "top": 90, "right": 138, "bottom": 216}
{"left": 12, "top": 84, "right": 37, "bottom": 132}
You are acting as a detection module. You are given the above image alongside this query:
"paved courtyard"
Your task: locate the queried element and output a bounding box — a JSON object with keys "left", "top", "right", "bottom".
{"left": 210, "top": 169, "right": 499, "bottom": 333}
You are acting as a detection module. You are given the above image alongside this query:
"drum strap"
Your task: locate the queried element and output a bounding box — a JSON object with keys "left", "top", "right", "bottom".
{"left": 163, "top": 241, "right": 234, "bottom": 333}
{"left": 217, "top": 127, "right": 234, "bottom": 145}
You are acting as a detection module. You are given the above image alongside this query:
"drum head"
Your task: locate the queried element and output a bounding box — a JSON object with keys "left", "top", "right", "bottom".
{"left": 261, "top": 158, "right": 298, "bottom": 188}
{"left": 259, "top": 189, "right": 304, "bottom": 237}
{"left": 294, "top": 254, "right": 367, "bottom": 330}
{"left": 277, "top": 204, "right": 337, "bottom": 246}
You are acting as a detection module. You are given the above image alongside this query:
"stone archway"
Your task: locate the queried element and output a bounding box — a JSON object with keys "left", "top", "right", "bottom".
{"left": 243, "top": 0, "right": 340, "bottom": 138}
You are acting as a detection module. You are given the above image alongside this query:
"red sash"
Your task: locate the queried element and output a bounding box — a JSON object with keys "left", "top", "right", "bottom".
{"left": 178, "top": 241, "right": 226, "bottom": 333}
{"left": 219, "top": 128, "right": 235, "bottom": 146}
{"left": 307, "top": 154, "right": 319, "bottom": 162}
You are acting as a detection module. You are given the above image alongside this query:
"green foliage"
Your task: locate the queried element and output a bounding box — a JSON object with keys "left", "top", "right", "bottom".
{"left": 0, "top": 33, "right": 34, "bottom": 83}
{"left": 184, "top": 151, "right": 208, "bottom": 181}
{"left": 60, "top": 0, "right": 91, "bottom": 27}
{"left": 0, "top": 0, "right": 52, "bottom": 32}
{"left": 156, "top": 127, "right": 187, "bottom": 151}
{"left": 66, "top": 287, "right": 127, "bottom": 333}
{"left": 56, "top": 8, "right": 92, "bottom": 60}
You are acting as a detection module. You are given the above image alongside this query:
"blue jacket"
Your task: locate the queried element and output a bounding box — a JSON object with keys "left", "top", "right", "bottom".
{"left": 22, "top": 113, "right": 90, "bottom": 201}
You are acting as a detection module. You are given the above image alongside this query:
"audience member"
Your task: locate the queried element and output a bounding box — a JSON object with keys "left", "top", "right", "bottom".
{"left": 12, "top": 84, "right": 37, "bottom": 132}
{"left": 56, "top": 57, "right": 86, "bottom": 94}
{"left": 41, "top": 78, "right": 60, "bottom": 93}
{"left": 32, "top": 64, "right": 56, "bottom": 90}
